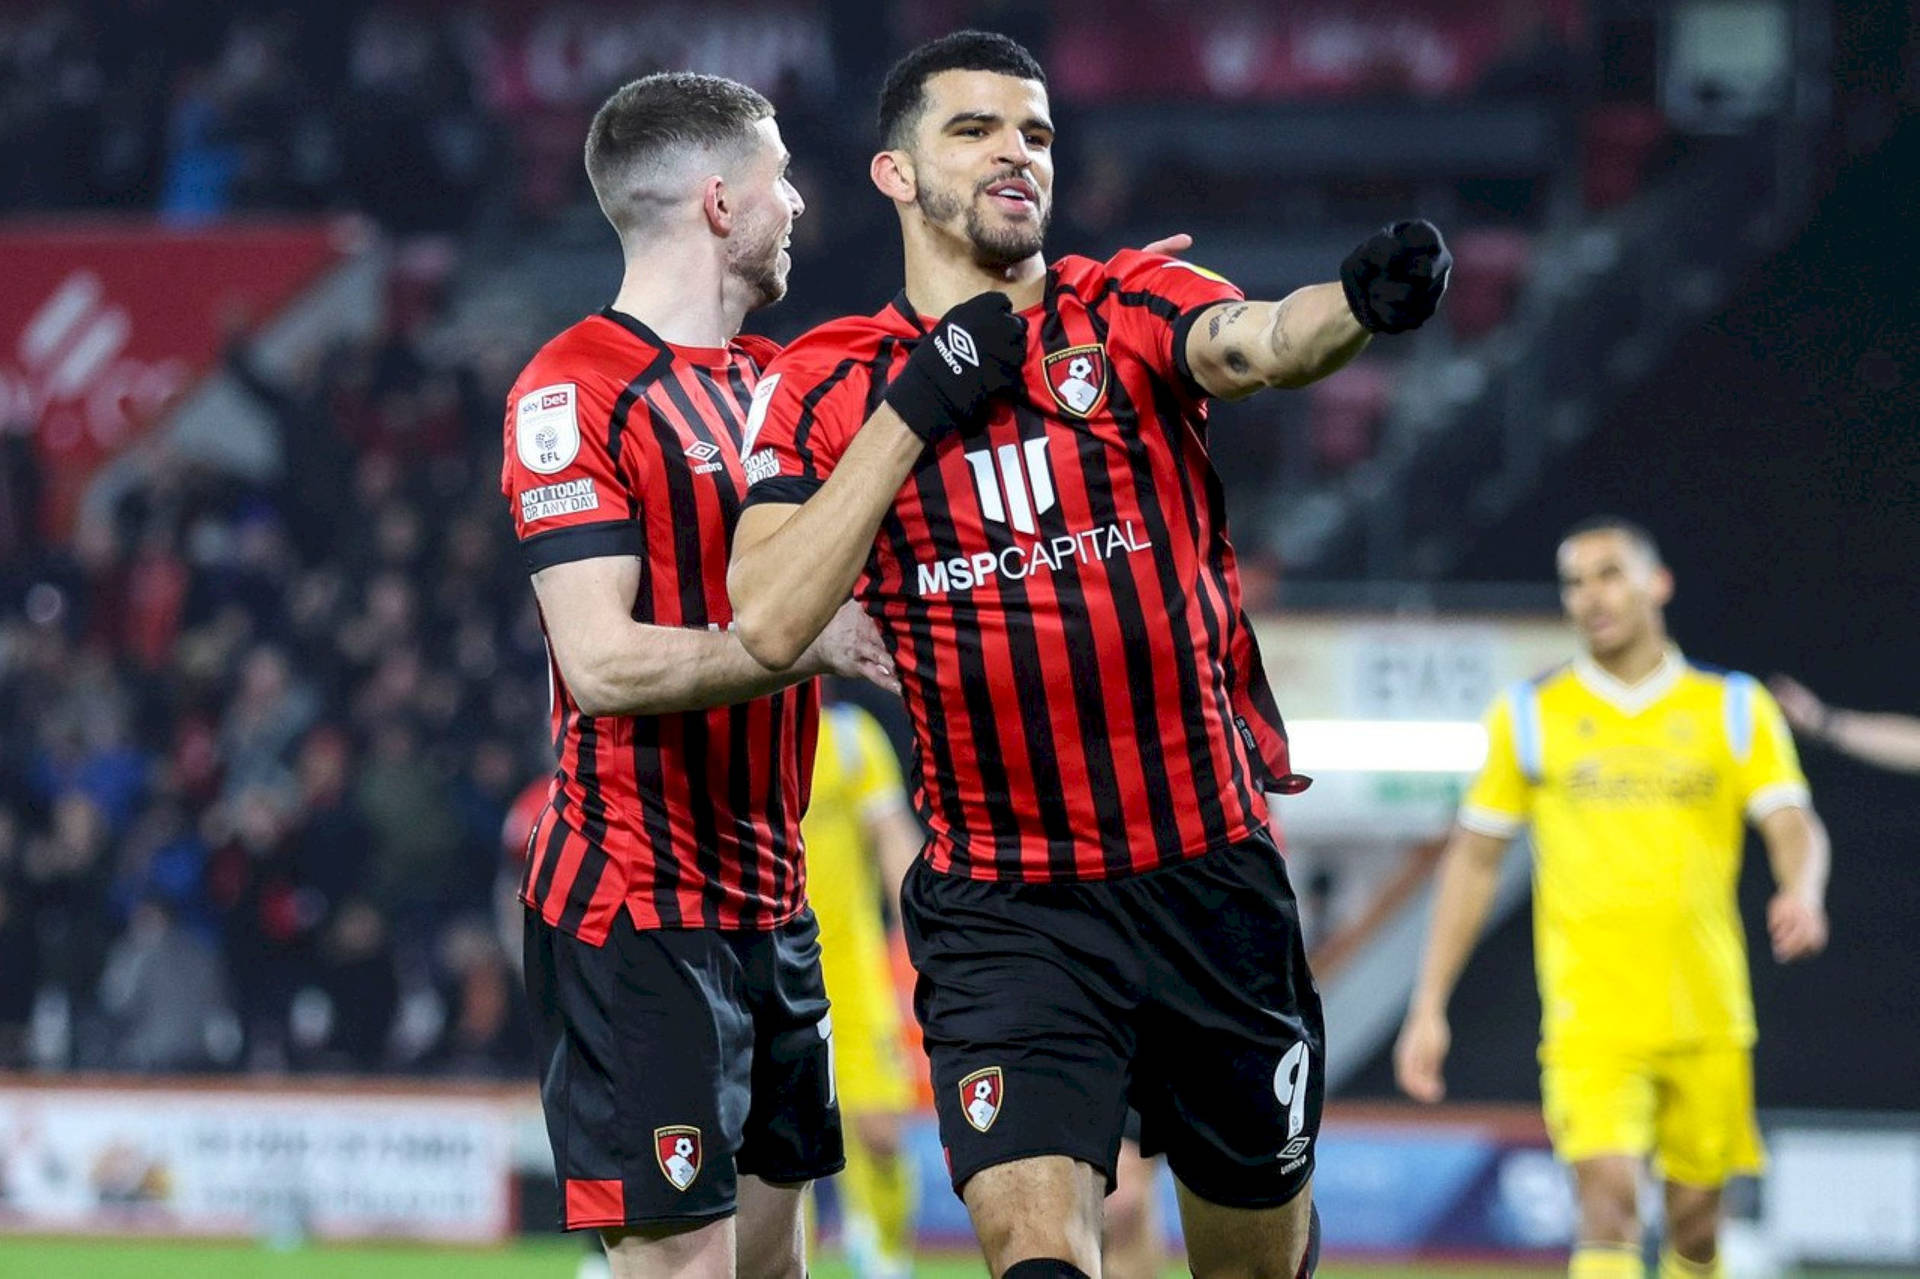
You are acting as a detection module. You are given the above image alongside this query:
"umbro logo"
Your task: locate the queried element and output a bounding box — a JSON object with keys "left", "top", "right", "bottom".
{"left": 684, "top": 439, "right": 724, "bottom": 475}
{"left": 934, "top": 323, "right": 978, "bottom": 375}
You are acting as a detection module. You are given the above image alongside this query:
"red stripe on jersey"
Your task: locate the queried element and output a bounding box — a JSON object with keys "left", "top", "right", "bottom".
{"left": 503, "top": 311, "right": 815, "bottom": 941}
{"left": 742, "top": 253, "right": 1275, "bottom": 883}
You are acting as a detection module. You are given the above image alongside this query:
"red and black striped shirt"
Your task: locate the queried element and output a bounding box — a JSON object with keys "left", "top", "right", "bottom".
{"left": 741, "top": 251, "right": 1297, "bottom": 882}
{"left": 502, "top": 309, "right": 817, "bottom": 942}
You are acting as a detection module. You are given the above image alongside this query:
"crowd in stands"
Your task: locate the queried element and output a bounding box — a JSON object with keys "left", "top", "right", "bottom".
{"left": 0, "top": 0, "right": 1602, "bottom": 1078}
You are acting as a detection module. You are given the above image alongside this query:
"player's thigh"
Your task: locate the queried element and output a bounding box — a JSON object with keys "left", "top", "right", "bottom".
{"left": 735, "top": 908, "right": 845, "bottom": 1187}
{"left": 1175, "top": 1176, "right": 1315, "bottom": 1279}
{"left": 734, "top": 1174, "right": 807, "bottom": 1279}
{"left": 899, "top": 860, "right": 1136, "bottom": 1202}
{"left": 961, "top": 1153, "right": 1105, "bottom": 1277}
{"left": 524, "top": 909, "right": 752, "bottom": 1231}
{"left": 1132, "top": 835, "right": 1324, "bottom": 1210}
{"left": 1653, "top": 1044, "right": 1765, "bottom": 1189}
{"left": 1541, "top": 1047, "right": 1658, "bottom": 1168}
{"left": 601, "top": 1217, "right": 734, "bottom": 1279}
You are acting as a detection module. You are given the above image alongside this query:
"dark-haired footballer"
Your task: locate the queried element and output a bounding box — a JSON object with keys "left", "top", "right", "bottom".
{"left": 728, "top": 29, "right": 1450, "bottom": 1279}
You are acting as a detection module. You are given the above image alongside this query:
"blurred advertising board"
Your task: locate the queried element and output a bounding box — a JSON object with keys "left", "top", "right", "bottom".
{"left": 0, "top": 223, "right": 347, "bottom": 538}
{"left": 0, "top": 1081, "right": 515, "bottom": 1242}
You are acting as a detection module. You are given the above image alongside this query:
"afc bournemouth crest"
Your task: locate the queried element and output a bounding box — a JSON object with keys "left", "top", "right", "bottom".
{"left": 958, "top": 1066, "right": 1004, "bottom": 1133}
{"left": 654, "top": 1125, "right": 702, "bottom": 1191}
{"left": 1043, "top": 344, "right": 1109, "bottom": 418}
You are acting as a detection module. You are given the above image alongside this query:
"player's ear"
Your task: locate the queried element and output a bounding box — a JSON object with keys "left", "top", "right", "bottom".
{"left": 702, "top": 175, "right": 733, "bottom": 236}
{"left": 872, "top": 149, "right": 914, "bottom": 204}
{"left": 1650, "top": 565, "right": 1675, "bottom": 608}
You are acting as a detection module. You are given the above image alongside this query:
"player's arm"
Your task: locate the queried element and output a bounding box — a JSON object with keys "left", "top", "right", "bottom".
{"left": 1756, "top": 803, "right": 1830, "bottom": 961}
{"left": 1771, "top": 674, "right": 1920, "bottom": 773}
{"left": 1183, "top": 220, "right": 1451, "bottom": 401}
{"left": 730, "top": 294, "right": 1027, "bottom": 669}
{"left": 533, "top": 556, "right": 893, "bottom": 716}
{"left": 1394, "top": 825, "right": 1513, "bottom": 1103}
{"left": 862, "top": 799, "right": 924, "bottom": 916}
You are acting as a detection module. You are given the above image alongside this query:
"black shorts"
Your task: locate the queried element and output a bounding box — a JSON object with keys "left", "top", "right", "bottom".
{"left": 902, "top": 831, "right": 1324, "bottom": 1210}
{"left": 524, "top": 906, "right": 844, "bottom": 1230}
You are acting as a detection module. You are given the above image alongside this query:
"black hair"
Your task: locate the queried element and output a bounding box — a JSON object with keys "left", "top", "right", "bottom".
{"left": 877, "top": 30, "right": 1046, "bottom": 149}
{"left": 1560, "top": 515, "right": 1664, "bottom": 565}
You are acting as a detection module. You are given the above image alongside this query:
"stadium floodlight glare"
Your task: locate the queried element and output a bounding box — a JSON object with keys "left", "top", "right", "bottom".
{"left": 1287, "top": 719, "right": 1489, "bottom": 773}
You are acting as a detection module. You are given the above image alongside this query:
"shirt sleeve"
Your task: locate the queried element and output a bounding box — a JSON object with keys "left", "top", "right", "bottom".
{"left": 1458, "top": 692, "right": 1532, "bottom": 838}
{"left": 501, "top": 373, "right": 643, "bottom": 574}
{"left": 1104, "top": 248, "right": 1247, "bottom": 398}
{"left": 740, "top": 342, "right": 874, "bottom": 511}
{"left": 1728, "top": 676, "right": 1813, "bottom": 820}
{"left": 848, "top": 707, "right": 911, "bottom": 821}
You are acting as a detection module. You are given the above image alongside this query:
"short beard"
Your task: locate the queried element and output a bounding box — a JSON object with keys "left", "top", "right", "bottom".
{"left": 728, "top": 230, "right": 787, "bottom": 311}
{"left": 918, "top": 180, "right": 1048, "bottom": 270}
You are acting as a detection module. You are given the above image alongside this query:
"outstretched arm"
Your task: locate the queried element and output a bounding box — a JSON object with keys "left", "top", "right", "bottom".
{"left": 1185, "top": 219, "right": 1451, "bottom": 401}
{"left": 1772, "top": 675, "right": 1920, "bottom": 774}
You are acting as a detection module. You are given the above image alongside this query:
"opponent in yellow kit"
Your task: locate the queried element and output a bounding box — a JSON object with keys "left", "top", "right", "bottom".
{"left": 1395, "top": 518, "right": 1831, "bottom": 1279}
{"left": 805, "top": 699, "right": 924, "bottom": 1279}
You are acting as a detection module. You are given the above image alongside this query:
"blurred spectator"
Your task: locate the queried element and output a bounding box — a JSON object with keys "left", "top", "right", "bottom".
{"left": 0, "top": 807, "right": 35, "bottom": 1067}
{"left": 97, "top": 897, "right": 235, "bottom": 1070}
{"left": 290, "top": 897, "right": 399, "bottom": 1073}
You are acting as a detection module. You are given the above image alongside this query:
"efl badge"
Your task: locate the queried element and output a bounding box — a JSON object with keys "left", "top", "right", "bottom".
{"left": 1043, "top": 344, "right": 1109, "bottom": 418}
{"left": 654, "top": 1126, "right": 702, "bottom": 1191}
{"left": 958, "top": 1066, "right": 1003, "bottom": 1133}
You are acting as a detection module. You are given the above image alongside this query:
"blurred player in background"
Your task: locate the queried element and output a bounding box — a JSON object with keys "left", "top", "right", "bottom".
{"left": 501, "top": 71, "right": 897, "bottom": 1279}
{"left": 1395, "top": 516, "right": 1832, "bottom": 1279}
{"left": 803, "top": 694, "right": 924, "bottom": 1279}
{"left": 729, "top": 29, "right": 1446, "bottom": 1278}
{"left": 1770, "top": 675, "right": 1920, "bottom": 773}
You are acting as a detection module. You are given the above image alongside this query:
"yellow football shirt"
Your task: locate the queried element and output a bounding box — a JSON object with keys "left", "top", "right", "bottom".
{"left": 804, "top": 702, "right": 914, "bottom": 1109}
{"left": 1458, "top": 647, "right": 1810, "bottom": 1053}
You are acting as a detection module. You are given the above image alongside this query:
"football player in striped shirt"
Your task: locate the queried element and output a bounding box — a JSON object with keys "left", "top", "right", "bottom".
{"left": 729, "top": 30, "right": 1447, "bottom": 1279}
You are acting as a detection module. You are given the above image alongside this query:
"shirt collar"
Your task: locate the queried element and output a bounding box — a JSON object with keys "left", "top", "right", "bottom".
{"left": 1572, "top": 643, "right": 1686, "bottom": 715}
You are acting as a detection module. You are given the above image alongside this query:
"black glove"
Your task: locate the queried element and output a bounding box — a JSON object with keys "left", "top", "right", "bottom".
{"left": 1340, "top": 219, "right": 1452, "bottom": 335}
{"left": 884, "top": 292, "right": 1027, "bottom": 443}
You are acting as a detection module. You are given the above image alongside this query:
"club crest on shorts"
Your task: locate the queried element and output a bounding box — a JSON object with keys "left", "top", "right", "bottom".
{"left": 1043, "top": 344, "right": 1108, "bottom": 418}
{"left": 958, "top": 1066, "right": 1004, "bottom": 1133}
{"left": 654, "top": 1126, "right": 702, "bottom": 1191}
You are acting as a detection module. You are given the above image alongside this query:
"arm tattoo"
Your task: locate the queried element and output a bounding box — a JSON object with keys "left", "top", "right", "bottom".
{"left": 1268, "top": 296, "right": 1296, "bottom": 360}
{"left": 1206, "top": 302, "right": 1251, "bottom": 343}
{"left": 1225, "top": 348, "right": 1250, "bottom": 375}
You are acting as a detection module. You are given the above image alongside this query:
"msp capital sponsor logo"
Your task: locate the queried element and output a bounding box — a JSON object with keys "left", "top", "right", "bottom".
{"left": 519, "top": 478, "right": 599, "bottom": 523}
{"left": 958, "top": 1067, "right": 1003, "bottom": 1133}
{"left": 654, "top": 1126, "right": 702, "bottom": 1191}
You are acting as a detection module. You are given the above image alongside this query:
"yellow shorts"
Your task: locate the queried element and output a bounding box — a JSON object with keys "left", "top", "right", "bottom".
{"left": 819, "top": 928, "right": 914, "bottom": 1114}
{"left": 1540, "top": 1042, "right": 1766, "bottom": 1187}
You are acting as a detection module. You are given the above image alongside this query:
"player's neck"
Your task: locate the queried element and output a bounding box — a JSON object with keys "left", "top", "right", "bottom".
{"left": 1588, "top": 632, "right": 1671, "bottom": 686}
{"left": 901, "top": 231, "right": 1047, "bottom": 318}
{"left": 609, "top": 241, "right": 744, "bottom": 349}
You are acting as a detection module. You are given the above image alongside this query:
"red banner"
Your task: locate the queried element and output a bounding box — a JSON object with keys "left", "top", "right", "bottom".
{"left": 0, "top": 221, "right": 349, "bottom": 538}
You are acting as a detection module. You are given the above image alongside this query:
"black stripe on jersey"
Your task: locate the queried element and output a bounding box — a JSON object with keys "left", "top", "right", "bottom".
{"left": 866, "top": 336, "right": 984, "bottom": 872}
{"left": 792, "top": 358, "right": 866, "bottom": 479}
{"left": 685, "top": 365, "right": 749, "bottom": 522}
{"left": 761, "top": 687, "right": 793, "bottom": 909}
{"left": 1081, "top": 292, "right": 1233, "bottom": 857}
{"left": 608, "top": 345, "right": 675, "bottom": 481}
{"left": 724, "top": 699, "right": 765, "bottom": 917}
{"left": 558, "top": 714, "right": 615, "bottom": 933}
{"left": 520, "top": 520, "right": 645, "bottom": 573}
{"left": 1062, "top": 294, "right": 1187, "bottom": 870}
{"left": 1135, "top": 335, "right": 1260, "bottom": 815}
{"left": 633, "top": 717, "right": 684, "bottom": 927}
{"left": 1034, "top": 282, "right": 1134, "bottom": 863}
{"left": 636, "top": 389, "right": 729, "bottom": 919}
{"left": 532, "top": 712, "right": 577, "bottom": 904}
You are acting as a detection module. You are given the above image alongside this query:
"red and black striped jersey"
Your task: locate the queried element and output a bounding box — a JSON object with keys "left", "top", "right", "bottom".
{"left": 502, "top": 308, "right": 817, "bottom": 942}
{"left": 741, "top": 250, "right": 1294, "bottom": 882}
